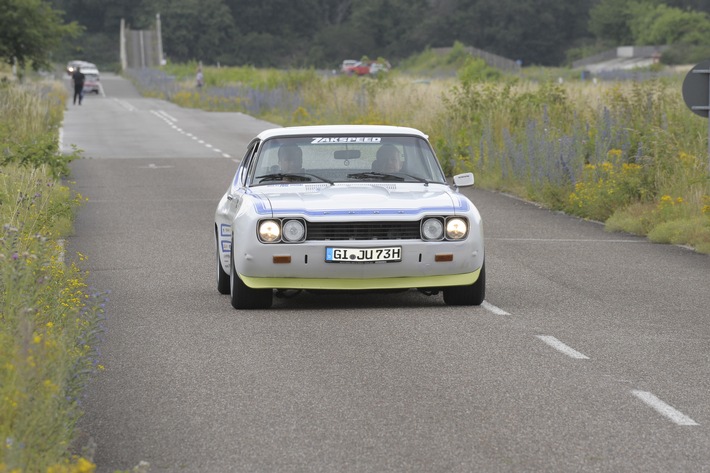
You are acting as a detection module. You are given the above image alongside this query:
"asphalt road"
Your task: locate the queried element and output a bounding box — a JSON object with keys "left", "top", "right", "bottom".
{"left": 63, "top": 73, "right": 710, "bottom": 472}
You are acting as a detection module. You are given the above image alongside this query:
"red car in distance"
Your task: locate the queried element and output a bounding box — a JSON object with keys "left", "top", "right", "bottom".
{"left": 341, "top": 59, "right": 391, "bottom": 76}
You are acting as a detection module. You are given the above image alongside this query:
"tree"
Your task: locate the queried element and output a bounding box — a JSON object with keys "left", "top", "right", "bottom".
{"left": 588, "top": 0, "right": 637, "bottom": 45}
{"left": 450, "top": 0, "right": 591, "bottom": 66}
{"left": 355, "top": 0, "right": 430, "bottom": 57}
{"left": 629, "top": 3, "right": 710, "bottom": 45}
{"left": 0, "top": 0, "right": 80, "bottom": 74}
{"left": 155, "top": 0, "right": 236, "bottom": 64}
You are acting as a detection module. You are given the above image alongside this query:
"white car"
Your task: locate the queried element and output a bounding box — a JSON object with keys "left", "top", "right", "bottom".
{"left": 340, "top": 59, "right": 358, "bottom": 74}
{"left": 66, "top": 60, "right": 96, "bottom": 75}
{"left": 81, "top": 67, "right": 101, "bottom": 94}
{"left": 215, "top": 125, "right": 485, "bottom": 309}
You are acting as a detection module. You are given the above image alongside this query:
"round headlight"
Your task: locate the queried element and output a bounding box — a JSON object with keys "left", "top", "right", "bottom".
{"left": 258, "top": 220, "right": 281, "bottom": 242}
{"left": 282, "top": 219, "right": 305, "bottom": 242}
{"left": 422, "top": 218, "right": 444, "bottom": 240}
{"left": 446, "top": 218, "right": 467, "bottom": 240}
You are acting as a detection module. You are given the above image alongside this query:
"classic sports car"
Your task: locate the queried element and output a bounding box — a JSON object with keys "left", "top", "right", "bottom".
{"left": 215, "top": 125, "right": 485, "bottom": 309}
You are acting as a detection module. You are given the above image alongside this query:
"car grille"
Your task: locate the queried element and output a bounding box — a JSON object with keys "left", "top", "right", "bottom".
{"left": 306, "top": 221, "right": 421, "bottom": 241}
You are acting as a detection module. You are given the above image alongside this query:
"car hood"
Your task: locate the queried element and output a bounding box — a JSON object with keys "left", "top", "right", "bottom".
{"left": 251, "top": 184, "right": 470, "bottom": 219}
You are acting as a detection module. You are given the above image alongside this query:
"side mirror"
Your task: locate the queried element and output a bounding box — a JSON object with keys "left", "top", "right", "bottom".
{"left": 453, "top": 172, "right": 474, "bottom": 187}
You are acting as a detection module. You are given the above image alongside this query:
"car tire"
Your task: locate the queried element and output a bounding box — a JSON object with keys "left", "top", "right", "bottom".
{"left": 230, "top": 241, "right": 273, "bottom": 310}
{"left": 443, "top": 262, "right": 485, "bottom": 306}
{"left": 216, "top": 237, "right": 230, "bottom": 295}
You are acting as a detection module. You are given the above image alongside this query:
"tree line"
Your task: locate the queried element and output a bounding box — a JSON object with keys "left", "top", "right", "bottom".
{"left": 4, "top": 0, "right": 710, "bottom": 73}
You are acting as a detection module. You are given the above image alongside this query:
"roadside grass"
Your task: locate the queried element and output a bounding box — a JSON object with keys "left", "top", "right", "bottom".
{"left": 127, "top": 64, "right": 710, "bottom": 253}
{"left": 1, "top": 80, "right": 104, "bottom": 472}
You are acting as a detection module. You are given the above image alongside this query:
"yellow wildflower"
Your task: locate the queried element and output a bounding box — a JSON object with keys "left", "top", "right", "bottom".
{"left": 607, "top": 149, "right": 623, "bottom": 159}
{"left": 74, "top": 457, "right": 96, "bottom": 473}
{"left": 600, "top": 162, "right": 614, "bottom": 172}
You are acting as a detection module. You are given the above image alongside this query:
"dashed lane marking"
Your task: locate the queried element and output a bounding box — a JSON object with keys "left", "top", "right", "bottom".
{"left": 150, "top": 110, "right": 231, "bottom": 158}
{"left": 631, "top": 390, "right": 699, "bottom": 426}
{"left": 113, "top": 98, "right": 136, "bottom": 112}
{"left": 482, "top": 301, "right": 511, "bottom": 316}
{"left": 536, "top": 335, "right": 590, "bottom": 359}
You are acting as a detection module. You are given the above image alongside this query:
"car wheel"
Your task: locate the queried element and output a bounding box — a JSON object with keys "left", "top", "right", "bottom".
{"left": 443, "top": 262, "right": 485, "bottom": 306}
{"left": 216, "top": 237, "right": 230, "bottom": 295}
{"left": 230, "top": 242, "right": 272, "bottom": 310}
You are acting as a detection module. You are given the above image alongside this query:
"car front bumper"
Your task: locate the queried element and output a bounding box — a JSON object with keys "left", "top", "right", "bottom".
{"left": 232, "top": 237, "right": 484, "bottom": 290}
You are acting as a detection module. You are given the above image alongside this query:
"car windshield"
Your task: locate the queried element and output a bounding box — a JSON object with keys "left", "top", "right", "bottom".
{"left": 248, "top": 135, "right": 447, "bottom": 186}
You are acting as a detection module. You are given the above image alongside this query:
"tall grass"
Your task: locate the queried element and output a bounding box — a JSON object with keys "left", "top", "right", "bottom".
{"left": 0, "top": 81, "right": 104, "bottom": 473}
{"left": 128, "top": 65, "right": 710, "bottom": 253}
{"left": 0, "top": 83, "right": 74, "bottom": 178}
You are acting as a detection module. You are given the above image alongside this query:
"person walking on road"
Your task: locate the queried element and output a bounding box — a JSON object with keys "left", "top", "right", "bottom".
{"left": 72, "top": 67, "right": 85, "bottom": 105}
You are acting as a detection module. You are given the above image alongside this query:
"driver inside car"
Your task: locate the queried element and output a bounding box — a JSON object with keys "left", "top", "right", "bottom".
{"left": 372, "top": 144, "right": 402, "bottom": 172}
{"left": 278, "top": 144, "right": 305, "bottom": 174}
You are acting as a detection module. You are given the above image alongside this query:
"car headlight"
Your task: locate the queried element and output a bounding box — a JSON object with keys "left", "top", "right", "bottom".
{"left": 282, "top": 219, "right": 306, "bottom": 242}
{"left": 422, "top": 218, "right": 444, "bottom": 241}
{"left": 445, "top": 218, "right": 468, "bottom": 240}
{"left": 258, "top": 220, "right": 281, "bottom": 242}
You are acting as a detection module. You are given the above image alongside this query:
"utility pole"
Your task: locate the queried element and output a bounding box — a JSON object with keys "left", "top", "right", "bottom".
{"left": 156, "top": 13, "right": 165, "bottom": 66}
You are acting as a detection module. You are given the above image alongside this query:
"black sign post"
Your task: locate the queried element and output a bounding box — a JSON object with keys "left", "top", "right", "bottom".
{"left": 682, "top": 60, "right": 710, "bottom": 171}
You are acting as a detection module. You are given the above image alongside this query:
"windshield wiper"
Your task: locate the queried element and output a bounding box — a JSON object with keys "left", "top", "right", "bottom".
{"left": 255, "top": 173, "right": 334, "bottom": 185}
{"left": 399, "top": 173, "right": 430, "bottom": 185}
{"left": 347, "top": 172, "right": 405, "bottom": 182}
{"left": 303, "top": 173, "right": 334, "bottom": 185}
{"left": 256, "top": 173, "right": 310, "bottom": 183}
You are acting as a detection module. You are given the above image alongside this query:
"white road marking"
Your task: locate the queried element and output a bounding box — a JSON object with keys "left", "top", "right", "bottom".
{"left": 631, "top": 390, "right": 699, "bottom": 426}
{"left": 157, "top": 110, "right": 178, "bottom": 122}
{"left": 536, "top": 335, "right": 589, "bottom": 359}
{"left": 482, "top": 301, "right": 510, "bottom": 316}
{"left": 141, "top": 163, "right": 173, "bottom": 169}
{"left": 149, "top": 111, "right": 228, "bottom": 156}
{"left": 113, "top": 98, "right": 136, "bottom": 111}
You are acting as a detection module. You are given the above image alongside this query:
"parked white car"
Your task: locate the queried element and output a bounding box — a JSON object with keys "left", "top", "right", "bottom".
{"left": 66, "top": 60, "right": 96, "bottom": 75}
{"left": 81, "top": 67, "right": 101, "bottom": 94}
{"left": 215, "top": 125, "right": 485, "bottom": 309}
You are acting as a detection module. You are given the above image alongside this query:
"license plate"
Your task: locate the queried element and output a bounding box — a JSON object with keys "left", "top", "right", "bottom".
{"left": 325, "top": 246, "right": 402, "bottom": 263}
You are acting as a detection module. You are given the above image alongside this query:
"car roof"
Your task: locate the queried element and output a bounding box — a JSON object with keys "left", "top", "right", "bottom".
{"left": 255, "top": 125, "right": 429, "bottom": 141}
{"left": 68, "top": 60, "right": 96, "bottom": 68}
